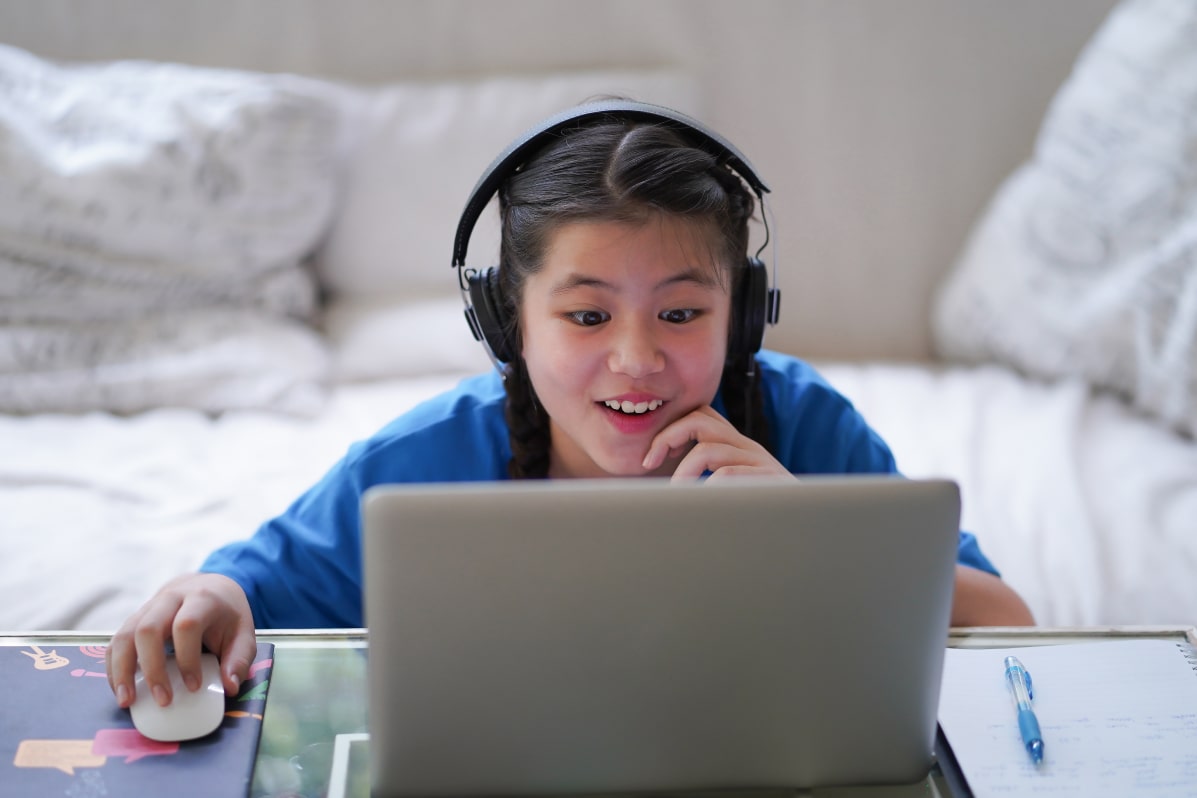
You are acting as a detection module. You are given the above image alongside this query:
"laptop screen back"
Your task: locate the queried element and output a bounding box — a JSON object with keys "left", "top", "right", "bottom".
{"left": 362, "top": 476, "right": 960, "bottom": 796}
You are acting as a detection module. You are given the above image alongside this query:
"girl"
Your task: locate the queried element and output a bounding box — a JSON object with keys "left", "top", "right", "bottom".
{"left": 107, "top": 101, "right": 1033, "bottom": 710}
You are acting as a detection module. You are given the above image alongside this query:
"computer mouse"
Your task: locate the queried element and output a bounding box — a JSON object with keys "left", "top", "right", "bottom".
{"left": 129, "top": 652, "right": 226, "bottom": 742}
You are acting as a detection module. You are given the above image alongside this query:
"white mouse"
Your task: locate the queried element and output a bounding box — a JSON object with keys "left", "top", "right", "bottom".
{"left": 130, "top": 652, "right": 226, "bottom": 742}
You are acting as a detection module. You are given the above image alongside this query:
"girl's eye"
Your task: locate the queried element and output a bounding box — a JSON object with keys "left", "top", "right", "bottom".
{"left": 660, "top": 308, "right": 699, "bottom": 324}
{"left": 567, "top": 310, "right": 609, "bottom": 326}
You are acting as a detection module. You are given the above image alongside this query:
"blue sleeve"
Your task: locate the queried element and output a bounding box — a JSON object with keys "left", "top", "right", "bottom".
{"left": 955, "top": 530, "right": 997, "bottom": 575}
{"left": 200, "top": 455, "right": 368, "bottom": 629}
{"left": 751, "top": 351, "right": 1000, "bottom": 577}
{"left": 200, "top": 373, "right": 512, "bottom": 629}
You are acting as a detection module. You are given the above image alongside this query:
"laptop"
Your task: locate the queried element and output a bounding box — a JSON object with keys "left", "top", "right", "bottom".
{"left": 361, "top": 476, "right": 960, "bottom": 796}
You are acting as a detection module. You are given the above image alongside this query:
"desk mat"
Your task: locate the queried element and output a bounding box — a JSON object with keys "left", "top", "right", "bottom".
{"left": 0, "top": 641, "right": 273, "bottom": 798}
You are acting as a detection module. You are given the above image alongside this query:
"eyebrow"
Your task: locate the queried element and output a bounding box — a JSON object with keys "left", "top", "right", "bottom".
{"left": 550, "top": 267, "right": 721, "bottom": 296}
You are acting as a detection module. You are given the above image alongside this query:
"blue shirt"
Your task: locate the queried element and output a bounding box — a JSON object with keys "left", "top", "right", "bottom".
{"left": 202, "top": 350, "right": 997, "bottom": 628}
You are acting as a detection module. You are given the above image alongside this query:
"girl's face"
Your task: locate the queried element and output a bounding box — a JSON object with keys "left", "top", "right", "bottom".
{"left": 520, "top": 216, "right": 732, "bottom": 478}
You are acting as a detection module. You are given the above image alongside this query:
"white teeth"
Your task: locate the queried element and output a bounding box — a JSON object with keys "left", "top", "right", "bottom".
{"left": 604, "top": 399, "right": 663, "bottom": 414}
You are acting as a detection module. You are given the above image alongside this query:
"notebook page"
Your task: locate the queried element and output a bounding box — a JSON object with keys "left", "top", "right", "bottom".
{"left": 939, "top": 639, "right": 1197, "bottom": 798}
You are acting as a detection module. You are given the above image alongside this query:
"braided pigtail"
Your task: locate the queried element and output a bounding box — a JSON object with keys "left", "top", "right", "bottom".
{"left": 503, "top": 358, "right": 552, "bottom": 479}
{"left": 720, "top": 354, "right": 771, "bottom": 451}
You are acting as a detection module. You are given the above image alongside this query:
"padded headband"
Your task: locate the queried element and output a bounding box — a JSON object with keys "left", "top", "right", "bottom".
{"left": 451, "top": 99, "right": 771, "bottom": 270}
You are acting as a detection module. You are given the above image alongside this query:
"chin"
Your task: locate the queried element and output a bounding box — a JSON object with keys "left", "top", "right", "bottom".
{"left": 592, "top": 452, "right": 655, "bottom": 478}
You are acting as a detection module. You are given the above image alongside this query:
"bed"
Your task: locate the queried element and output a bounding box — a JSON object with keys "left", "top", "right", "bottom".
{"left": 1, "top": 0, "right": 1194, "bottom": 632}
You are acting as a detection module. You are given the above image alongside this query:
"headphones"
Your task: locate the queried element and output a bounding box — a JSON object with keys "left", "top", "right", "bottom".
{"left": 453, "top": 99, "right": 780, "bottom": 366}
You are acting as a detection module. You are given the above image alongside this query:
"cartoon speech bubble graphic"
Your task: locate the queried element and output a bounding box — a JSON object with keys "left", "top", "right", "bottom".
{"left": 14, "top": 740, "right": 106, "bottom": 775}
{"left": 92, "top": 729, "right": 179, "bottom": 763}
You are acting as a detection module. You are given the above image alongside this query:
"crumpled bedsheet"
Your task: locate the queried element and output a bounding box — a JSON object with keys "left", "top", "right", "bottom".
{"left": 2, "top": 362, "right": 1194, "bottom": 632}
{"left": 0, "top": 374, "right": 466, "bottom": 631}
{"left": 819, "top": 361, "right": 1197, "bottom": 628}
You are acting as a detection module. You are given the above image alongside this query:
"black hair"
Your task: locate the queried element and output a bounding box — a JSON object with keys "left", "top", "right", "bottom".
{"left": 497, "top": 118, "right": 770, "bottom": 478}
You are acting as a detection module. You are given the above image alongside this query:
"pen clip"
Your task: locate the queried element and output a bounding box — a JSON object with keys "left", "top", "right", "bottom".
{"left": 1022, "top": 669, "right": 1033, "bottom": 701}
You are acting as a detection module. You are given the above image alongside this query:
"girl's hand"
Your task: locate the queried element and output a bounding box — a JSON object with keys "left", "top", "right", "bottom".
{"left": 106, "top": 573, "right": 257, "bottom": 709}
{"left": 642, "top": 405, "right": 796, "bottom": 481}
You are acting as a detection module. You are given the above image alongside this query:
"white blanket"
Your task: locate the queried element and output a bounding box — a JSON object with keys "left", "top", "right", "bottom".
{"left": 821, "top": 362, "right": 1197, "bottom": 628}
{"left": 0, "top": 374, "right": 463, "bottom": 630}
{"left": 2, "top": 363, "right": 1194, "bottom": 631}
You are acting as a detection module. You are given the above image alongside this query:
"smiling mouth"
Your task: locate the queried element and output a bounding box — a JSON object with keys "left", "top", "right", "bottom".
{"left": 602, "top": 399, "right": 665, "bottom": 415}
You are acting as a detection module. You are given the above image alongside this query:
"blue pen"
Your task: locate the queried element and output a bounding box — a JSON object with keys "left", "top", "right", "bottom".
{"left": 1004, "top": 656, "right": 1044, "bottom": 764}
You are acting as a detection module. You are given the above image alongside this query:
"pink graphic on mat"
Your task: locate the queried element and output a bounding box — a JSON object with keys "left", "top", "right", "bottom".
{"left": 248, "top": 658, "right": 273, "bottom": 679}
{"left": 93, "top": 728, "right": 180, "bottom": 762}
{"left": 79, "top": 644, "right": 108, "bottom": 661}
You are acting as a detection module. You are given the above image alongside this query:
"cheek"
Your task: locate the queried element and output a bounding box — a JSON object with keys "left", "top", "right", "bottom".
{"left": 521, "top": 320, "right": 589, "bottom": 391}
{"left": 673, "top": 323, "right": 729, "bottom": 381}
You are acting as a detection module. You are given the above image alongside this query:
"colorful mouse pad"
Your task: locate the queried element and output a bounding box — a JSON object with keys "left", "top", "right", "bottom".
{"left": 0, "top": 642, "right": 273, "bottom": 798}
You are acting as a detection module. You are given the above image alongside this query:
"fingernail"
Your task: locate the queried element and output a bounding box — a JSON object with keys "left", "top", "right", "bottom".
{"left": 153, "top": 684, "right": 170, "bottom": 707}
{"left": 184, "top": 674, "right": 200, "bottom": 692}
{"left": 116, "top": 684, "right": 130, "bottom": 706}
{"left": 229, "top": 674, "right": 240, "bottom": 692}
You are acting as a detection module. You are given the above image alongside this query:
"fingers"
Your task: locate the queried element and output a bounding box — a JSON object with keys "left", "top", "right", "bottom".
{"left": 200, "top": 575, "right": 258, "bottom": 696}
{"left": 133, "top": 589, "right": 186, "bottom": 707}
{"left": 669, "top": 441, "right": 762, "bottom": 481}
{"left": 172, "top": 590, "right": 219, "bottom": 694}
{"left": 669, "top": 441, "right": 795, "bottom": 481}
{"left": 105, "top": 573, "right": 256, "bottom": 709}
{"left": 641, "top": 405, "right": 725, "bottom": 472}
{"left": 215, "top": 627, "right": 259, "bottom": 697}
{"left": 106, "top": 590, "right": 182, "bottom": 709}
{"left": 644, "top": 406, "right": 792, "bottom": 480}
{"left": 107, "top": 614, "right": 148, "bottom": 709}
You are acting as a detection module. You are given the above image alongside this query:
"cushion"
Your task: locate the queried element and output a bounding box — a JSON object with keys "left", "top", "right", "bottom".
{"left": 322, "top": 294, "right": 492, "bottom": 382}
{"left": 932, "top": 0, "right": 1197, "bottom": 438}
{"left": 0, "top": 311, "right": 329, "bottom": 416}
{"left": 0, "top": 45, "right": 348, "bottom": 414}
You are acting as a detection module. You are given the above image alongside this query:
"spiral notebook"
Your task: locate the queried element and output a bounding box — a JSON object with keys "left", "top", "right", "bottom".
{"left": 938, "top": 638, "right": 1197, "bottom": 798}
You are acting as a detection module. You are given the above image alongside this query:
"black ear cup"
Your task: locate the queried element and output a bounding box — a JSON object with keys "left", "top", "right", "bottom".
{"left": 466, "top": 267, "right": 516, "bottom": 363}
{"left": 729, "top": 256, "right": 769, "bottom": 358}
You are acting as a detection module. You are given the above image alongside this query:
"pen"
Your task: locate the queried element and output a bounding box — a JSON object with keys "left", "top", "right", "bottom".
{"left": 1004, "top": 656, "right": 1044, "bottom": 764}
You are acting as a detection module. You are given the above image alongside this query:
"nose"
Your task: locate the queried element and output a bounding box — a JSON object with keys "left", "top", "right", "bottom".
{"left": 607, "top": 319, "right": 665, "bottom": 378}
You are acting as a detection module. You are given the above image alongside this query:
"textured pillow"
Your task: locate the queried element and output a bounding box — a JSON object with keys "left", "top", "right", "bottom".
{"left": 0, "top": 311, "right": 329, "bottom": 416}
{"left": 932, "top": 0, "right": 1197, "bottom": 437}
{"left": 0, "top": 45, "right": 347, "bottom": 414}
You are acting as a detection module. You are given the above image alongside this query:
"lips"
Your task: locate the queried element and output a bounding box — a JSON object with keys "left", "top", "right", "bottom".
{"left": 597, "top": 395, "right": 667, "bottom": 435}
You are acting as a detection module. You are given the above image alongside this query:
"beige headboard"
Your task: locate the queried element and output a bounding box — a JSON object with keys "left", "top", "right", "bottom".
{"left": 0, "top": 0, "right": 1118, "bottom": 360}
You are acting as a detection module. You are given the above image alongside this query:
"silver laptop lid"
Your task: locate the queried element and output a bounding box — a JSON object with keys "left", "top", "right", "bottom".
{"left": 362, "top": 476, "right": 960, "bottom": 796}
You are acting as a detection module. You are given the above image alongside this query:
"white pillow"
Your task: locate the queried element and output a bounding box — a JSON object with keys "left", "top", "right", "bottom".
{"left": 932, "top": 0, "right": 1197, "bottom": 438}
{"left": 323, "top": 294, "right": 492, "bottom": 382}
{"left": 0, "top": 45, "right": 349, "bottom": 413}
{"left": 0, "top": 311, "right": 330, "bottom": 416}
{"left": 315, "top": 69, "right": 700, "bottom": 301}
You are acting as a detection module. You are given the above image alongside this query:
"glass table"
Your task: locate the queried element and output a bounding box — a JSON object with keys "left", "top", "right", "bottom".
{"left": 4, "top": 626, "right": 1194, "bottom": 798}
